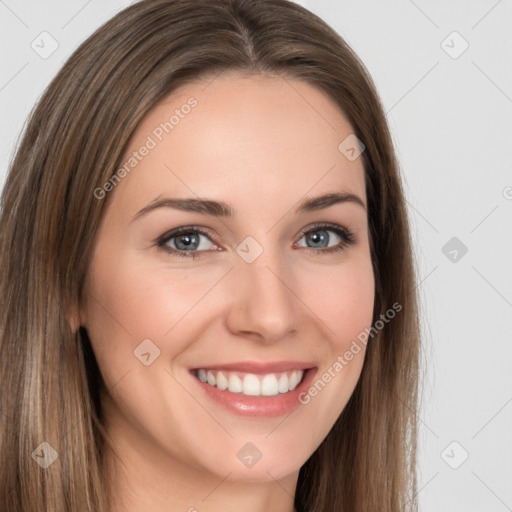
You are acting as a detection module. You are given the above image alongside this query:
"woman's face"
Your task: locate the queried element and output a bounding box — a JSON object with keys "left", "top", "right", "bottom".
{"left": 80, "top": 73, "right": 374, "bottom": 486}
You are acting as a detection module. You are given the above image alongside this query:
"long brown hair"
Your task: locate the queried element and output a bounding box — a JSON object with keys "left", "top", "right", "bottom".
{"left": 0, "top": 1, "right": 422, "bottom": 510}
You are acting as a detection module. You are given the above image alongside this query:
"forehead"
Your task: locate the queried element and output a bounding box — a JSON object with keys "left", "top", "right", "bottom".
{"left": 112, "top": 73, "right": 366, "bottom": 214}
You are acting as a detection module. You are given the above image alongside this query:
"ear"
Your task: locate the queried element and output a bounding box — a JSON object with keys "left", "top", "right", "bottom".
{"left": 67, "top": 302, "right": 86, "bottom": 333}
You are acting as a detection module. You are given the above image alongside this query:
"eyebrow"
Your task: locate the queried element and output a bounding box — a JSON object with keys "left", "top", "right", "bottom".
{"left": 132, "top": 191, "right": 366, "bottom": 222}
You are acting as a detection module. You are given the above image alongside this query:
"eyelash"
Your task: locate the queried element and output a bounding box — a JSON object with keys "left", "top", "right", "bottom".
{"left": 155, "top": 222, "right": 356, "bottom": 260}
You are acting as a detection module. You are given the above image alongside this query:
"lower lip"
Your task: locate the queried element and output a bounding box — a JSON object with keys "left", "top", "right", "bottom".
{"left": 191, "top": 368, "right": 318, "bottom": 417}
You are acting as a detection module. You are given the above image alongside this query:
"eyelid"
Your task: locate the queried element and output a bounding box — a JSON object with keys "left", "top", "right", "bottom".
{"left": 296, "top": 222, "right": 355, "bottom": 242}
{"left": 155, "top": 225, "right": 218, "bottom": 247}
{"left": 155, "top": 222, "right": 356, "bottom": 257}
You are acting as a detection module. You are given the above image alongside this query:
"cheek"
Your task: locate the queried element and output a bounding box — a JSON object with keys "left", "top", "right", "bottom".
{"left": 296, "top": 258, "right": 374, "bottom": 428}
{"left": 306, "top": 256, "right": 375, "bottom": 345}
{"left": 82, "top": 249, "right": 207, "bottom": 385}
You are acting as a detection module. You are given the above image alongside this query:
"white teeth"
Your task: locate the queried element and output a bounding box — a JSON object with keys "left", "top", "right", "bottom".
{"left": 261, "top": 374, "right": 279, "bottom": 396}
{"left": 195, "top": 369, "right": 305, "bottom": 396}
{"left": 278, "top": 373, "right": 289, "bottom": 393}
{"left": 216, "top": 371, "right": 228, "bottom": 390}
{"left": 228, "top": 374, "right": 243, "bottom": 393}
{"left": 243, "top": 374, "right": 261, "bottom": 395}
{"left": 289, "top": 370, "right": 300, "bottom": 391}
{"left": 206, "top": 370, "right": 216, "bottom": 386}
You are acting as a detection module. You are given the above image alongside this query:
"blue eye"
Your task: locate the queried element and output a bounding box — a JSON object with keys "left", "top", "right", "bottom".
{"left": 295, "top": 224, "right": 356, "bottom": 255}
{"left": 156, "top": 223, "right": 356, "bottom": 259}
{"left": 156, "top": 226, "right": 217, "bottom": 259}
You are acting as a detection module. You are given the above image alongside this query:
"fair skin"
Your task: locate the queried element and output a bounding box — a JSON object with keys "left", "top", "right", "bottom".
{"left": 76, "top": 72, "right": 374, "bottom": 512}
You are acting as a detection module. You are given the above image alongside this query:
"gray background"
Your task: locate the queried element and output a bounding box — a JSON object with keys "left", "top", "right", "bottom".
{"left": 1, "top": 1, "right": 511, "bottom": 510}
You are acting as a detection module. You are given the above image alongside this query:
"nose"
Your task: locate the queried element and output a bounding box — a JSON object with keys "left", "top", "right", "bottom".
{"left": 224, "top": 245, "right": 301, "bottom": 344}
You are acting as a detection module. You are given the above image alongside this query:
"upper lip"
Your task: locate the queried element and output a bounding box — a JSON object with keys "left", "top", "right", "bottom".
{"left": 190, "top": 361, "right": 315, "bottom": 374}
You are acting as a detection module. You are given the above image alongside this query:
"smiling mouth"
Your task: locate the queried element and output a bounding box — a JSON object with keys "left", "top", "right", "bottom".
{"left": 191, "top": 368, "right": 307, "bottom": 397}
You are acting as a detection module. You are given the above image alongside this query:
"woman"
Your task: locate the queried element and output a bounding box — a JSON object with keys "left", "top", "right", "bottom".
{"left": 0, "top": 0, "right": 422, "bottom": 510}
